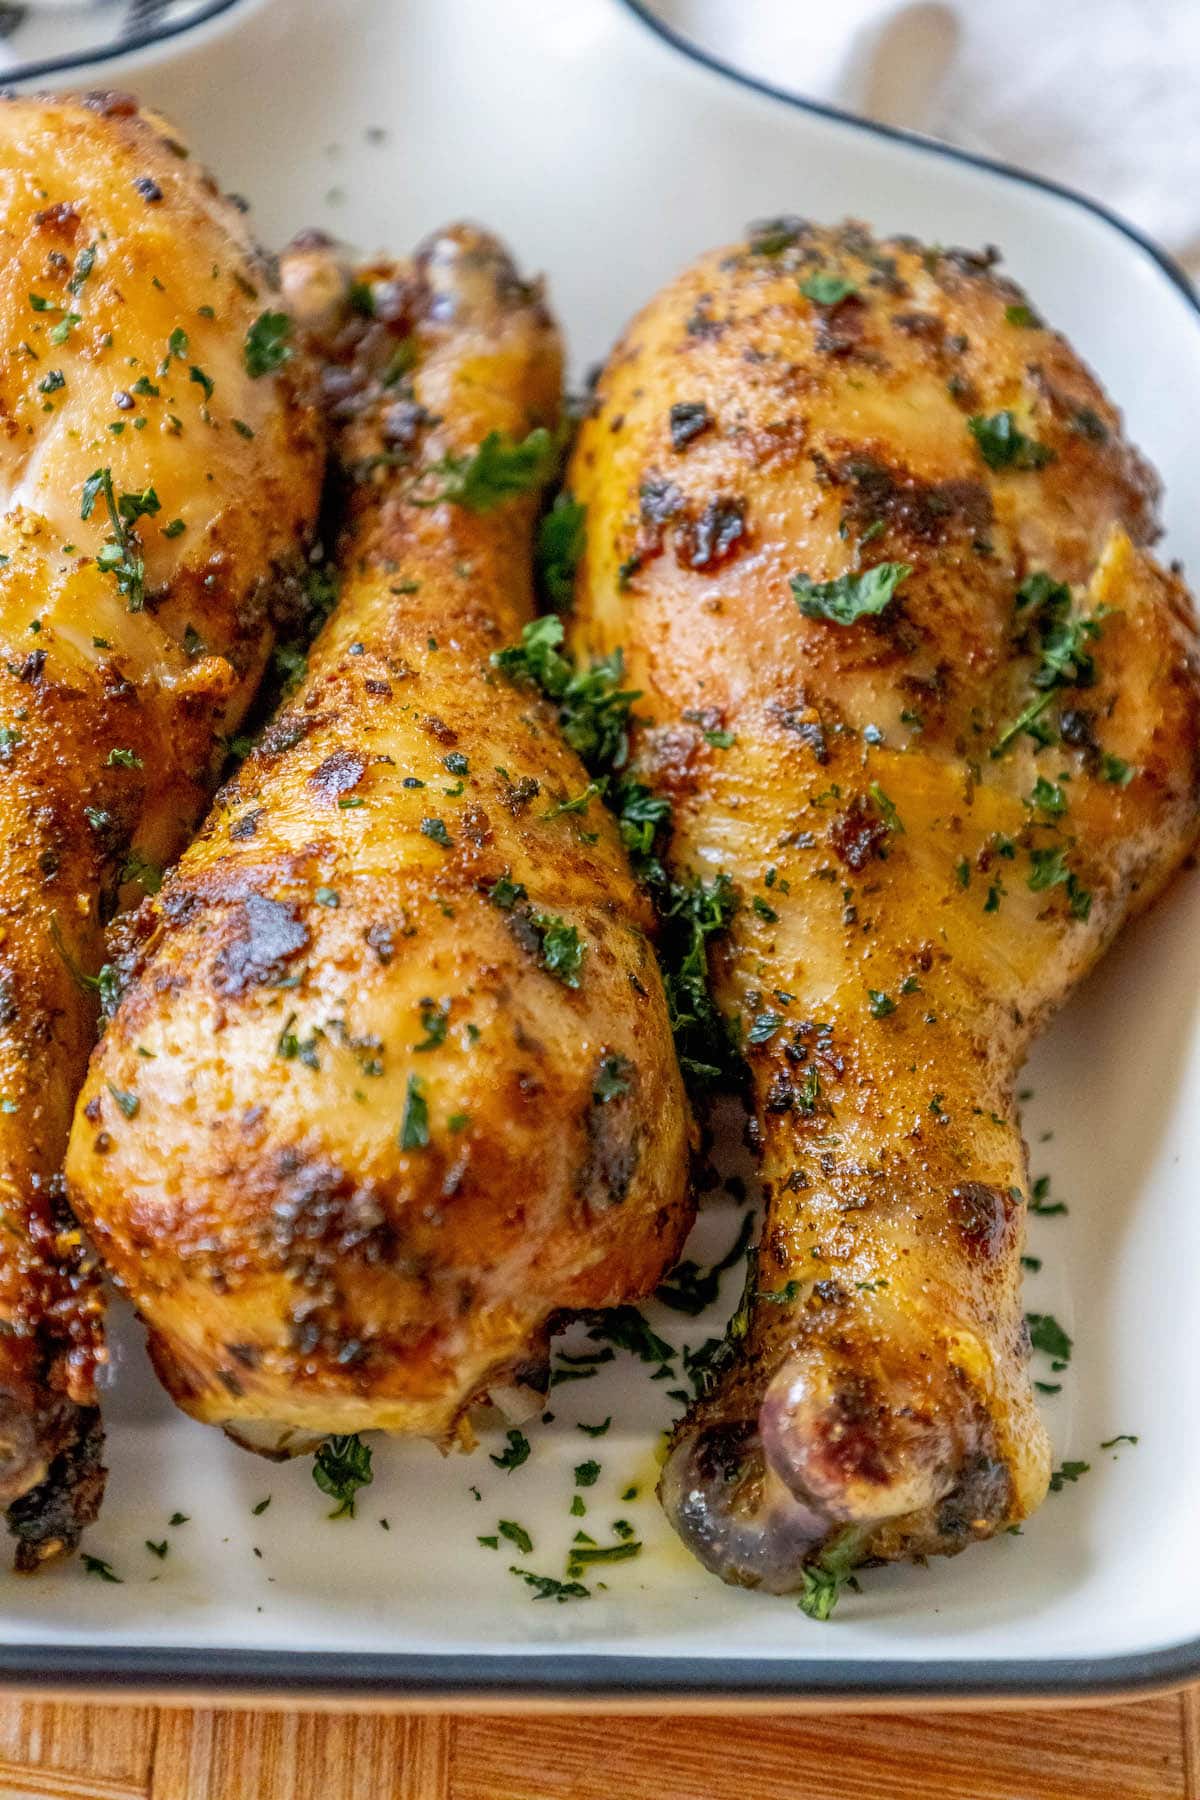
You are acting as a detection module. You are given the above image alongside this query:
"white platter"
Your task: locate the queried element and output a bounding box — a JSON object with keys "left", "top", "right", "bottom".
{"left": 6, "top": 0, "right": 1200, "bottom": 1704}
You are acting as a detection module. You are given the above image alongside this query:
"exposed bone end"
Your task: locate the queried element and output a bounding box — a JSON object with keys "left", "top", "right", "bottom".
{"left": 660, "top": 1344, "right": 993, "bottom": 1591}
{"left": 658, "top": 1418, "right": 829, "bottom": 1594}
{"left": 759, "top": 1352, "right": 957, "bottom": 1526}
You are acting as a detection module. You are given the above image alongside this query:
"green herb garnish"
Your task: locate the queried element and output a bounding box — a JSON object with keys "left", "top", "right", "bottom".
{"left": 538, "top": 493, "right": 586, "bottom": 608}
{"left": 490, "top": 1428, "right": 531, "bottom": 1472}
{"left": 800, "top": 272, "right": 858, "bottom": 306}
{"left": 798, "top": 1529, "right": 863, "bottom": 1621}
{"left": 492, "top": 615, "right": 639, "bottom": 772}
{"left": 1049, "top": 1460, "right": 1090, "bottom": 1491}
{"left": 1027, "top": 1312, "right": 1072, "bottom": 1362}
{"left": 420, "top": 427, "right": 555, "bottom": 513}
{"left": 399, "top": 1074, "right": 429, "bottom": 1150}
{"left": 312, "top": 1433, "right": 373, "bottom": 1517}
{"left": 531, "top": 912, "right": 586, "bottom": 987}
{"left": 791, "top": 561, "right": 911, "bottom": 625}
{"left": 657, "top": 1211, "right": 754, "bottom": 1317}
{"left": 244, "top": 310, "right": 294, "bottom": 377}
{"left": 968, "top": 411, "right": 1054, "bottom": 471}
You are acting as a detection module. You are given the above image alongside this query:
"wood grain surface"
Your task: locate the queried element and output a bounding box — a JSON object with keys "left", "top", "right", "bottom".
{"left": 0, "top": 1690, "right": 1193, "bottom": 1799}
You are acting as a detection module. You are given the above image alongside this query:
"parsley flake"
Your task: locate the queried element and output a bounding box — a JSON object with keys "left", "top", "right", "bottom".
{"left": 399, "top": 1074, "right": 430, "bottom": 1151}
{"left": 968, "top": 411, "right": 1054, "bottom": 471}
{"left": 312, "top": 1433, "right": 373, "bottom": 1517}
{"left": 244, "top": 310, "right": 294, "bottom": 377}
{"left": 791, "top": 561, "right": 912, "bottom": 625}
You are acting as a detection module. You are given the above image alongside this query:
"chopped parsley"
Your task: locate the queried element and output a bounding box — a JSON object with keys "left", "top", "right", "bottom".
{"left": 582, "top": 1306, "right": 673, "bottom": 1368}
{"left": 81, "top": 467, "right": 148, "bottom": 610}
{"left": 1026, "top": 1312, "right": 1072, "bottom": 1362}
{"left": 791, "top": 561, "right": 911, "bottom": 625}
{"left": 867, "top": 989, "right": 896, "bottom": 1018}
{"left": 414, "top": 998, "right": 450, "bottom": 1051}
{"left": 798, "top": 1530, "right": 862, "bottom": 1621}
{"left": 659, "top": 872, "right": 740, "bottom": 1084}
{"left": 759, "top": 1279, "right": 804, "bottom": 1306}
{"left": 747, "top": 218, "right": 805, "bottom": 256}
{"left": 399, "top": 1074, "right": 430, "bottom": 1150}
{"left": 543, "top": 779, "right": 605, "bottom": 822}
{"left": 312, "top": 1434, "right": 373, "bottom": 1517}
{"left": 968, "top": 411, "right": 1054, "bottom": 471}
{"left": 1027, "top": 845, "right": 1092, "bottom": 919}
{"left": 1029, "top": 1175, "right": 1068, "bottom": 1217}
{"left": 1030, "top": 776, "right": 1067, "bottom": 816}
{"left": 420, "top": 427, "right": 556, "bottom": 512}
{"left": 244, "top": 310, "right": 294, "bottom": 377}
{"left": 800, "top": 272, "right": 858, "bottom": 307}
{"left": 531, "top": 912, "right": 586, "bottom": 987}
{"left": 747, "top": 1010, "right": 784, "bottom": 1045}
{"left": 487, "top": 871, "right": 527, "bottom": 910}
{"left": 498, "top": 1519, "right": 533, "bottom": 1555}
{"left": 492, "top": 615, "right": 638, "bottom": 771}
{"left": 868, "top": 781, "right": 904, "bottom": 837}
{"left": 574, "top": 1460, "right": 601, "bottom": 1488}
{"left": 510, "top": 1567, "right": 589, "bottom": 1602}
{"left": 420, "top": 815, "right": 452, "bottom": 848}
{"left": 657, "top": 1210, "right": 754, "bottom": 1317}
{"left": 567, "top": 1540, "right": 641, "bottom": 1574}
{"left": 1048, "top": 1460, "right": 1090, "bottom": 1492}
{"left": 612, "top": 780, "right": 671, "bottom": 884}
{"left": 490, "top": 1428, "right": 531, "bottom": 1472}
{"left": 69, "top": 245, "right": 97, "bottom": 294}
{"left": 993, "top": 572, "right": 1104, "bottom": 755}
{"left": 538, "top": 493, "right": 586, "bottom": 608}
{"left": 81, "top": 1553, "right": 122, "bottom": 1583}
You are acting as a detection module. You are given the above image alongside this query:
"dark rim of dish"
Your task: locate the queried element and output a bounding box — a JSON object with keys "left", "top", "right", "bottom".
{"left": 0, "top": 0, "right": 1195, "bottom": 1704}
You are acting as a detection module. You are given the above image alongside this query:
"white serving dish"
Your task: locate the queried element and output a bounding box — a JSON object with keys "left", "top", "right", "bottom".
{"left": 6, "top": 0, "right": 1200, "bottom": 1705}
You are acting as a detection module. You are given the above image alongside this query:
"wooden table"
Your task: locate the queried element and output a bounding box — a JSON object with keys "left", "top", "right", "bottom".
{"left": 0, "top": 1690, "right": 1193, "bottom": 1799}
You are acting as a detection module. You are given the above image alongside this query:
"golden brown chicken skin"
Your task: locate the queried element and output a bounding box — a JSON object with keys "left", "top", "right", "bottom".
{"left": 0, "top": 92, "right": 323, "bottom": 1563}
{"left": 566, "top": 220, "right": 1200, "bottom": 1593}
{"left": 66, "top": 227, "right": 692, "bottom": 1455}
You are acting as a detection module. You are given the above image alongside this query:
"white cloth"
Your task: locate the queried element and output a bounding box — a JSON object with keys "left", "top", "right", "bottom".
{"left": 649, "top": 0, "right": 1200, "bottom": 273}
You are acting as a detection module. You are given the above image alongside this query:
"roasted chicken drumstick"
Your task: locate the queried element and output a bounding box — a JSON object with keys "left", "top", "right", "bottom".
{"left": 567, "top": 221, "right": 1200, "bottom": 1592}
{"left": 67, "top": 227, "right": 691, "bottom": 1453}
{"left": 0, "top": 92, "right": 322, "bottom": 1563}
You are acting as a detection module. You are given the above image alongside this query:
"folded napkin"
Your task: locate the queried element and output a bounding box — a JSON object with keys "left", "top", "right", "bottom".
{"left": 650, "top": 0, "right": 1200, "bottom": 273}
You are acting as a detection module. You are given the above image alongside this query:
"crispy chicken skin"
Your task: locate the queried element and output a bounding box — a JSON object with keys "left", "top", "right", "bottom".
{"left": 0, "top": 92, "right": 322, "bottom": 1562}
{"left": 66, "top": 227, "right": 692, "bottom": 1454}
{"left": 567, "top": 221, "right": 1200, "bottom": 1591}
